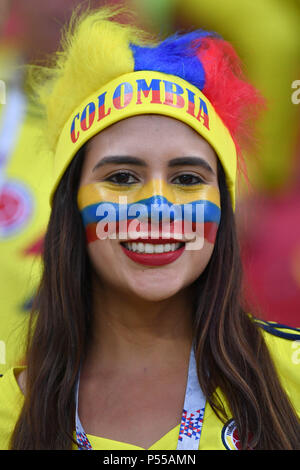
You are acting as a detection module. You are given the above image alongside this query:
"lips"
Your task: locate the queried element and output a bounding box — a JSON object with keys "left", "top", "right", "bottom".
{"left": 120, "top": 240, "right": 186, "bottom": 266}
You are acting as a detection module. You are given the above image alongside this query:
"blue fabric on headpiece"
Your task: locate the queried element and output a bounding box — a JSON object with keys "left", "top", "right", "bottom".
{"left": 130, "top": 30, "right": 220, "bottom": 91}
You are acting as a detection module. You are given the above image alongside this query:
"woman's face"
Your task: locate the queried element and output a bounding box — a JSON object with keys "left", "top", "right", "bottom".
{"left": 78, "top": 115, "right": 220, "bottom": 301}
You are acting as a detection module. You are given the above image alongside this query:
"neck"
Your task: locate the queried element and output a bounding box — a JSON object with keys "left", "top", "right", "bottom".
{"left": 83, "top": 281, "right": 196, "bottom": 377}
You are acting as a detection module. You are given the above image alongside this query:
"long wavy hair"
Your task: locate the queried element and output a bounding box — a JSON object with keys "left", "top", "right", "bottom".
{"left": 10, "top": 146, "right": 300, "bottom": 450}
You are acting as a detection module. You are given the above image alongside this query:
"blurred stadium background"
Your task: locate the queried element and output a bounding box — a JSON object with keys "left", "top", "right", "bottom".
{"left": 0, "top": 0, "right": 299, "bottom": 374}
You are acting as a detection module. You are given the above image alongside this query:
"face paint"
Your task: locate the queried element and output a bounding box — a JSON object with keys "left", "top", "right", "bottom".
{"left": 77, "top": 179, "right": 221, "bottom": 254}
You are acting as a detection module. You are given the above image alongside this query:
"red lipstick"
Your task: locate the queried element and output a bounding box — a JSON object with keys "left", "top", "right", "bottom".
{"left": 120, "top": 240, "right": 185, "bottom": 266}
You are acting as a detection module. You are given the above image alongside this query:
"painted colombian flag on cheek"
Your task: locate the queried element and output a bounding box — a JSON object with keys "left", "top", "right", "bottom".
{"left": 77, "top": 183, "right": 221, "bottom": 245}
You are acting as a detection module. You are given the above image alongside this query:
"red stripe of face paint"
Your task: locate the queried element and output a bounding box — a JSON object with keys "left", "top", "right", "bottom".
{"left": 204, "top": 222, "right": 218, "bottom": 244}
{"left": 85, "top": 220, "right": 218, "bottom": 245}
{"left": 86, "top": 223, "right": 99, "bottom": 243}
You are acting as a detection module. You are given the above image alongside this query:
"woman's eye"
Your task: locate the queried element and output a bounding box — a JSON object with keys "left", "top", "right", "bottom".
{"left": 105, "top": 172, "right": 138, "bottom": 185}
{"left": 172, "top": 174, "right": 205, "bottom": 185}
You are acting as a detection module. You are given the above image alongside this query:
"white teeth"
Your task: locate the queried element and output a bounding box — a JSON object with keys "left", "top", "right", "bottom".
{"left": 155, "top": 244, "right": 164, "bottom": 253}
{"left": 137, "top": 242, "right": 144, "bottom": 252}
{"left": 123, "top": 242, "right": 182, "bottom": 253}
{"left": 145, "top": 243, "right": 154, "bottom": 254}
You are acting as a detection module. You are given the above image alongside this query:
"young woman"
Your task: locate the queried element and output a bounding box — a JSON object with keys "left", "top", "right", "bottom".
{"left": 0, "top": 7, "right": 299, "bottom": 450}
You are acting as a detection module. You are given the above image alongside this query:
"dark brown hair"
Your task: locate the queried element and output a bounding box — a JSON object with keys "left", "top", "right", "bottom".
{"left": 11, "top": 148, "right": 300, "bottom": 449}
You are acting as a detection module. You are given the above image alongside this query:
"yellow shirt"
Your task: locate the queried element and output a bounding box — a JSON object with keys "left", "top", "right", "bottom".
{"left": 0, "top": 320, "right": 299, "bottom": 450}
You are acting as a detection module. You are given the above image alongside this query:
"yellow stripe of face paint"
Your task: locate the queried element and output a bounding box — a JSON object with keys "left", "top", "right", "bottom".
{"left": 77, "top": 179, "right": 220, "bottom": 210}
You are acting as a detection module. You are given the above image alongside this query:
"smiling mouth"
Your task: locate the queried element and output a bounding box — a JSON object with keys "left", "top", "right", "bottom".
{"left": 119, "top": 238, "right": 186, "bottom": 266}
{"left": 120, "top": 240, "right": 185, "bottom": 254}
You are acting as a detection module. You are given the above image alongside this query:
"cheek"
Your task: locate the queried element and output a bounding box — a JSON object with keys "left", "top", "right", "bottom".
{"left": 196, "top": 240, "right": 215, "bottom": 269}
{"left": 87, "top": 239, "right": 120, "bottom": 284}
{"left": 182, "top": 239, "right": 215, "bottom": 284}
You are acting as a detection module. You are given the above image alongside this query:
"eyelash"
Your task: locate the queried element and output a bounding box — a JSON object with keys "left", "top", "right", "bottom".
{"left": 105, "top": 171, "right": 205, "bottom": 186}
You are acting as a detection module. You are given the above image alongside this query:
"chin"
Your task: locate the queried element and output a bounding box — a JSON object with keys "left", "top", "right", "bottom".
{"left": 136, "top": 290, "right": 179, "bottom": 302}
{"left": 125, "top": 278, "right": 191, "bottom": 303}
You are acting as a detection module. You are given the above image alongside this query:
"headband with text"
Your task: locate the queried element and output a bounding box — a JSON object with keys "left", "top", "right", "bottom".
{"left": 53, "top": 71, "right": 237, "bottom": 209}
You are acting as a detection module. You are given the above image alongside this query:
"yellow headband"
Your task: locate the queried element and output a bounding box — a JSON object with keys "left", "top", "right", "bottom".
{"left": 52, "top": 70, "right": 237, "bottom": 209}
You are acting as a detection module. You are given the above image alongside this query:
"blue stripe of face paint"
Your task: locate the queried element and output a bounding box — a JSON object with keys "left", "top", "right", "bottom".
{"left": 80, "top": 198, "right": 221, "bottom": 226}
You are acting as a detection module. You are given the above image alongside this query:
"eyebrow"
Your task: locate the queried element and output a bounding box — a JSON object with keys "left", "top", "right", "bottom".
{"left": 168, "top": 157, "right": 215, "bottom": 175}
{"left": 92, "top": 155, "right": 215, "bottom": 175}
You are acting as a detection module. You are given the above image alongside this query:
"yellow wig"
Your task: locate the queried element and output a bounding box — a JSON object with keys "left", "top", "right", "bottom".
{"left": 34, "top": 7, "right": 154, "bottom": 156}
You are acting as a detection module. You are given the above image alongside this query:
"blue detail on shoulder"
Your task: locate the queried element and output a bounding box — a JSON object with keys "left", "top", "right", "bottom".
{"left": 254, "top": 318, "right": 300, "bottom": 341}
{"left": 130, "top": 30, "right": 220, "bottom": 91}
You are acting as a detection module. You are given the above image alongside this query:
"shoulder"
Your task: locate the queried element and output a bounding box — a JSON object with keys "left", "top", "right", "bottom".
{"left": 254, "top": 318, "right": 300, "bottom": 359}
{"left": 0, "top": 367, "right": 25, "bottom": 450}
{"left": 254, "top": 318, "right": 300, "bottom": 342}
{"left": 254, "top": 318, "right": 300, "bottom": 416}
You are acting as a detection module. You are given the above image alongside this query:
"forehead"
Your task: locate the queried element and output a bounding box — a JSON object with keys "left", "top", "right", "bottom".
{"left": 84, "top": 114, "right": 218, "bottom": 171}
